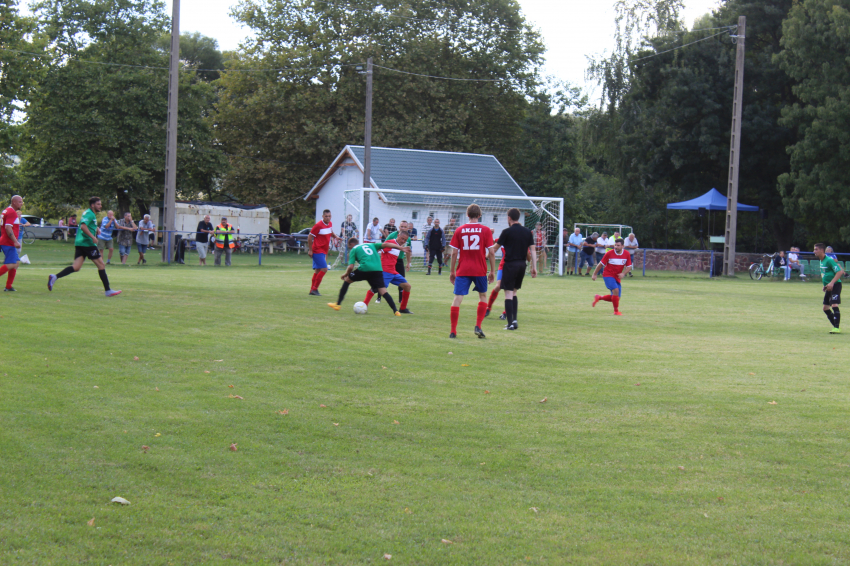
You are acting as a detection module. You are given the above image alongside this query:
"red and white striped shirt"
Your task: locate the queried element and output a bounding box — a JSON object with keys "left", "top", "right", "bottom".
{"left": 310, "top": 220, "right": 334, "bottom": 254}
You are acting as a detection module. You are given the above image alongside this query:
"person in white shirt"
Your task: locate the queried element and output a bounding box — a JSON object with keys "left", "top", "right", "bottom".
{"left": 624, "top": 233, "right": 639, "bottom": 277}
{"left": 365, "top": 217, "right": 383, "bottom": 243}
{"left": 788, "top": 247, "right": 806, "bottom": 280}
{"left": 595, "top": 232, "right": 609, "bottom": 262}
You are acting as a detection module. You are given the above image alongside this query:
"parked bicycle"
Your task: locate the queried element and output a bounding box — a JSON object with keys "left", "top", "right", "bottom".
{"left": 749, "top": 253, "right": 777, "bottom": 280}
{"left": 20, "top": 228, "right": 35, "bottom": 246}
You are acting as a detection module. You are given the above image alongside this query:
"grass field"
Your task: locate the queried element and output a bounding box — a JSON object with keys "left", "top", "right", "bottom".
{"left": 2, "top": 240, "right": 849, "bottom": 565}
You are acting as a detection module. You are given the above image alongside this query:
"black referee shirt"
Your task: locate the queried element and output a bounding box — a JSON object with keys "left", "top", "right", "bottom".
{"left": 497, "top": 223, "right": 534, "bottom": 262}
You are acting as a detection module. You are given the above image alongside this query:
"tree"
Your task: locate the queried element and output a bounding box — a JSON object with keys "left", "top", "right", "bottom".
{"left": 777, "top": 0, "right": 850, "bottom": 245}
{"left": 19, "top": 0, "right": 226, "bottom": 215}
{"left": 215, "top": 0, "right": 547, "bottom": 229}
{"left": 156, "top": 31, "right": 225, "bottom": 82}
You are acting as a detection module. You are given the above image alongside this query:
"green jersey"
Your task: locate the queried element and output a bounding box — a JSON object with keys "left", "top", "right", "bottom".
{"left": 76, "top": 208, "right": 97, "bottom": 247}
{"left": 349, "top": 242, "right": 385, "bottom": 272}
{"left": 386, "top": 231, "right": 408, "bottom": 260}
{"left": 820, "top": 256, "right": 843, "bottom": 286}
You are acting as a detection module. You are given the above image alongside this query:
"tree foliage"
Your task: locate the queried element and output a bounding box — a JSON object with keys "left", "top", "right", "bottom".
{"left": 777, "top": 0, "right": 850, "bottom": 244}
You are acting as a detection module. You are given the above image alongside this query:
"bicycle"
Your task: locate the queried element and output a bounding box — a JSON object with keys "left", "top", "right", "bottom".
{"left": 749, "top": 253, "right": 777, "bottom": 280}
{"left": 21, "top": 228, "right": 35, "bottom": 245}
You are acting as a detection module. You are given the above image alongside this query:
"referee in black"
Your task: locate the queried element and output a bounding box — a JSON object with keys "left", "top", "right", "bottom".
{"left": 494, "top": 208, "right": 537, "bottom": 330}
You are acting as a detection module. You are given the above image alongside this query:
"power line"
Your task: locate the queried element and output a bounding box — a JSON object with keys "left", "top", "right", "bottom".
{"left": 373, "top": 64, "right": 511, "bottom": 82}
{"left": 630, "top": 29, "right": 733, "bottom": 63}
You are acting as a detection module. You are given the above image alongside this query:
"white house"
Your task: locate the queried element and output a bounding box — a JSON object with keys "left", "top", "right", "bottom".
{"left": 150, "top": 201, "right": 270, "bottom": 241}
{"left": 304, "top": 146, "right": 537, "bottom": 256}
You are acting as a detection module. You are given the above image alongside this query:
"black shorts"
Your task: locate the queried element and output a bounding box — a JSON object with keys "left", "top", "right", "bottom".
{"left": 500, "top": 260, "right": 526, "bottom": 292}
{"left": 349, "top": 269, "right": 385, "bottom": 290}
{"left": 75, "top": 246, "right": 101, "bottom": 261}
{"left": 824, "top": 281, "right": 842, "bottom": 306}
{"left": 396, "top": 257, "right": 405, "bottom": 277}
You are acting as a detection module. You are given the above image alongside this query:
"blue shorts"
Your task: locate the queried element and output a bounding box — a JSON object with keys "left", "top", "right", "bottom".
{"left": 137, "top": 243, "right": 147, "bottom": 254}
{"left": 603, "top": 276, "right": 622, "bottom": 296}
{"left": 312, "top": 253, "right": 328, "bottom": 270}
{"left": 383, "top": 272, "right": 407, "bottom": 287}
{"left": 1, "top": 245, "right": 19, "bottom": 265}
{"left": 496, "top": 269, "right": 502, "bottom": 281}
{"left": 454, "top": 275, "right": 488, "bottom": 296}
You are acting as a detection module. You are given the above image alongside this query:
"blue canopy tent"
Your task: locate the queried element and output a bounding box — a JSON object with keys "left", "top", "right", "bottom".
{"left": 666, "top": 188, "right": 759, "bottom": 248}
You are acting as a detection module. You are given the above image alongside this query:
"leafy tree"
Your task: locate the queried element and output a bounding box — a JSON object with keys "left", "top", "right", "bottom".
{"left": 777, "top": 0, "right": 850, "bottom": 245}
{"left": 19, "top": 0, "right": 226, "bottom": 215}
{"left": 216, "top": 0, "right": 547, "bottom": 230}
{"left": 156, "top": 31, "right": 225, "bottom": 82}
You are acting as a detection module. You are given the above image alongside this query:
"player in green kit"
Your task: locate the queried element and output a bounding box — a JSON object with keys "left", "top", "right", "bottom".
{"left": 48, "top": 197, "right": 121, "bottom": 296}
{"left": 814, "top": 243, "right": 845, "bottom": 334}
{"left": 327, "top": 237, "right": 404, "bottom": 315}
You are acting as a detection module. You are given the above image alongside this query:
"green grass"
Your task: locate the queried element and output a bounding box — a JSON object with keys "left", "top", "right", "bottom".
{"left": 2, "top": 241, "right": 849, "bottom": 565}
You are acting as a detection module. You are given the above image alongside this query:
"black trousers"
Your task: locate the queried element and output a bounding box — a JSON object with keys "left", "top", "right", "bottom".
{"left": 428, "top": 249, "right": 443, "bottom": 267}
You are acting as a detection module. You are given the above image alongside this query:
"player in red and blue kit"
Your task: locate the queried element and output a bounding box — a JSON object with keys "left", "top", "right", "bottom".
{"left": 0, "top": 195, "right": 23, "bottom": 292}
{"left": 363, "top": 231, "right": 414, "bottom": 313}
{"left": 591, "top": 238, "right": 632, "bottom": 315}
{"left": 448, "top": 204, "right": 496, "bottom": 338}
{"left": 307, "top": 209, "right": 340, "bottom": 296}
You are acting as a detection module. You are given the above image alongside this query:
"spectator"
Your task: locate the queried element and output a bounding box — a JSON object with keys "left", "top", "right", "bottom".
{"left": 364, "top": 217, "right": 382, "bottom": 243}
{"left": 579, "top": 231, "right": 598, "bottom": 276}
{"left": 382, "top": 218, "right": 397, "bottom": 241}
{"left": 68, "top": 216, "right": 77, "bottom": 238}
{"left": 339, "top": 214, "right": 358, "bottom": 263}
{"left": 567, "top": 227, "right": 584, "bottom": 275}
{"left": 58, "top": 219, "right": 65, "bottom": 227}
{"left": 114, "top": 212, "right": 137, "bottom": 265}
{"left": 595, "top": 231, "right": 609, "bottom": 262}
{"left": 196, "top": 214, "right": 214, "bottom": 266}
{"left": 422, "top": 216, "right": 433, "bottom": 266}
{"left": 775, "top": 250, "right": 790, "bottom": 280}
{"left": 426, "top": 218, "right": 445, "bottom": 275}
{"left": 624, "top": 233, "right": 639, "bottom": 277}
{"left": 608, "top": 232, "right": 620, "bottom": 252}
{"left": 136, "top": 214, "right": 156, "bottom": 264}
{"left": 97, "top": 210, "right": 118, "bottom": 265}
{"left": 826, "top": 246, "right": 838, "bottom": 261}
{"left": 534, "top": 222, "right": 549, "bottom": 275}
{"left": 788, "top": 247, "right": 806, "bottom": 280}
{"left": 213, "top": 216, "right": 236, "bottom": 267}
{"left": 406, "top": 220, "right": 417, "bottom": 241}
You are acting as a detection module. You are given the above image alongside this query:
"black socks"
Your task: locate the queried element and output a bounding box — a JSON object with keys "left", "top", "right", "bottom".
{"left": 826, "top": 309, "right": 836, "bottom": 327}
{"left": 513, "top": 296, "right": 518, "bottom": 322}
{"left": 381, "top": 292, "right": 398, "bottom": 312}
{"left": 337, "top": 282, "right": 350, "bottom": 305}
{"left": 833, "top": 307, "right": 840, "bottom": 328}
{"left": 98, "top": 269, "right": 110, "bottom": 291}
{"left": 56, "top": 266, "right": 75, "bottom": 279}
{"left": 504, "top": 298, "right": 514, "bottom": 323}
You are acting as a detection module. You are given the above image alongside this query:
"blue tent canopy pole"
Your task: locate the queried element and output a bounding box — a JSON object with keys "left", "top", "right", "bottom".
{"left": 665, "top": 188, "right": 759, "bottom": 249}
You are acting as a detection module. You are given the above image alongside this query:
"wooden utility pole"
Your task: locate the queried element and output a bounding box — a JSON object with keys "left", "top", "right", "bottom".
{"left": 722, "top": 15, "right": 746, "bottom": 276}
{"left": 162, "top": 0, "right": 180, "bottom": 262}
{"left": 361, "top": 57, "right": 373, "bottom": 233}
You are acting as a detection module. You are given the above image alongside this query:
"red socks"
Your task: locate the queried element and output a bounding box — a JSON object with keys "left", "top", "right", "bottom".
{"left": 487, "top": 288, "right": 499, "bottom": 309}
{"left": 601, "top": 295, "right": 613, "bottom": 302}
{"left": 315, "top": 271, "right": 325, "bottom": 289}
{"left": 310, "top": 272, "right": 318, "bottom": 290}
{"left": 400, "top": 291, "right": 410, "bottom": 310}
{"left": 5, "top": 267, "right": 15, "bottom": 289}
{"left": 450, "top": 306, "right": 460, "bottom": 334}
{"left": 612, "top": 295, "right": 620, "bottom": 312}
{"left": 364, "top": 290, "right": 374, "bottom": 305}
{"left": 476, "top": 301, "right": 487, "bottom": 326}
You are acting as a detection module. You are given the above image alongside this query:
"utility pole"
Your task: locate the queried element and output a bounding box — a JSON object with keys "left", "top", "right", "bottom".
{"left": 722, "top": 15, "right": 746, "bottom": 276}
{"left": 162, "top": 0, "right": 180, "bottom": 263}
{"left": 361, "top": 57, "right": 373, "bottom": 234}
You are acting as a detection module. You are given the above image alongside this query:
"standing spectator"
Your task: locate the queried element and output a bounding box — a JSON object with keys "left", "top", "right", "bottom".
{"left": 788, "top": 247, "right": 806, "bottom": 280}
{"left": 608, "top": 232, "right": 620, "bottom": 252}
{"left": 136, "top": 214, "right": 156, "bottom": 265}
{"left": 407, "top": 221, "right": 417, "bottom": 242}
{"left": 567, "top": 227, "right": 584, "bottom": 275}
{"left": 426, "top": 218, "right": 445, "bottom": 275}
{"left": 422, "top": 216, "right": 433, "bottom": 266}
{"left": 624, "top": 233, "right": 639, "bottom": 277}
{"left": 115, "top": 212, "right": 137, "bottom": 265}
{"left": 97, "top": 210, "right": 118, "bottom": 265}
{"left": 579, "top": 232, "right": 598, "bottom": 276}
{"left": 339, "top": 214, "right": 358, "bottom": 264}
{"left": 382, "top": 218, "right": 397, "bottom": 241}
{"left": 365, "top": 217, "right": 383, "bottom": 243}
{"left": 213, "top": 216, "right": 236, "bottom": 267}
{"left": 68, "top": 216, "right": 77, "bottom": 238}
{"left": 195, "top": 214, "right": 214, "bottom": 266}
{"left": 595, "top": 231, "right": 609, "bottom": 262}
{"left": 533, "top": 222, "right": 549, "bottom": 275}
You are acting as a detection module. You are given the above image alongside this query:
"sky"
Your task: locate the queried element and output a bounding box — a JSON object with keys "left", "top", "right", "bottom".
{"left": 23, "top": 0, "right": 723, "bottom": 94}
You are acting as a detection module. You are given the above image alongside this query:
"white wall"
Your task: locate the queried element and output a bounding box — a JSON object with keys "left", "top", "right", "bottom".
{"left": 151, "top": 203, "right": 270, "bottom": 240}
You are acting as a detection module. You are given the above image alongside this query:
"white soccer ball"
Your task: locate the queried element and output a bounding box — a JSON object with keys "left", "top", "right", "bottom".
{"left": 353, "top": 301, "right": 368, "bottom": 315}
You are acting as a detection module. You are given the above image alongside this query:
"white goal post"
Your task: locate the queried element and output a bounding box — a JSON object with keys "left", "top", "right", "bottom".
{"left": 333, "top": 188, "right": 565, "bottom": 275}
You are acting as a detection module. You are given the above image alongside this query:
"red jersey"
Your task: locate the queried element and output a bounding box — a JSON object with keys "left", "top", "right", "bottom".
{"left": 600, "top": 249, "right": 632, "bottom": 280}
{"left": 534, "top": 230, "right": 546, "bottom": 249}
{"left": 0, "top": 206, "right": 20, "bottom": 247}
{"left": 380, "top": 238, "right": 402, "bottom": 274}
{"left": 449, "top": 222, "right": 494, "bottom": 277}
{"left": 498, "top": 246, "right": 505, "bottom": 270}
{"left": 310, "top": 220, "right": 334, "bottom": 254}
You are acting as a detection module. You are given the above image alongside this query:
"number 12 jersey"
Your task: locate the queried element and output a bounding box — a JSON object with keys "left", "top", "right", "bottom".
{"left": 449, "top": 222, "right": 494, "bottom": 277}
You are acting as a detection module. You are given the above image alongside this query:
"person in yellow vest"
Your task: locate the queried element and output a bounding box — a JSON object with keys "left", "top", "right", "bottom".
{"left": 213, "top": 216, "right": 235, "bottom": 267}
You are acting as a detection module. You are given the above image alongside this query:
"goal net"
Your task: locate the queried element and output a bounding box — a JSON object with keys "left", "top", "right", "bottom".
{"left": 332, "top": 188, "right": 564, "bottom": 275}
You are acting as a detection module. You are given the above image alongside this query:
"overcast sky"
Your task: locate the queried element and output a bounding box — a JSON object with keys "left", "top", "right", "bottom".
{"left": 24, "top": 0, "right": 722, "bottom": 94}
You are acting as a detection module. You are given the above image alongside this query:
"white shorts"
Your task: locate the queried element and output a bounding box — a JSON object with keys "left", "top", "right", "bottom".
{"left": 197, "top": 241, "right": 208, "bottom": 259}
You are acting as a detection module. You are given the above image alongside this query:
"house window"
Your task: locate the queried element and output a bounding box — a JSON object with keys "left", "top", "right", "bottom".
{"left": 411, "top": 211, "right": 419, "bottom": 220}
{"left": 493, "top": 214, "right": 499, "bottom": 223}
{"left": 429, "top": 211, "right": 437, "bottom": 220}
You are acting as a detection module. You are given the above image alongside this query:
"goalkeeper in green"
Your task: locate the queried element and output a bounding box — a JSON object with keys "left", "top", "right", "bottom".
{"left": 328, "top": 238, "right": 403, "bottom": 316}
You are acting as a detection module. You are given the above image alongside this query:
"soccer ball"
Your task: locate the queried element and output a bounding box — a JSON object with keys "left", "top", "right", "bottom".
{"left": 353, "top": 301, "right": 368, "bottom": 314}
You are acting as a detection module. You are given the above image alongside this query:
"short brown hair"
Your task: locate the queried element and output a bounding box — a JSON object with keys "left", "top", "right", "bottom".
{"left": 466, "top": 204, "right": 481, "bottom": 219}
{"left": 348, "top": 237, "right": 359, "bottom": 246}
{"left": 615, "top": 238, "right": 624, "bottom": 244}
{"left": 507, "top": 208, "right": 520, "bottom": 221}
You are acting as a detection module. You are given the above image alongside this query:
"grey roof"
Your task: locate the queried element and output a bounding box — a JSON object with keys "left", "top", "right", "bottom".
{"left": 344, "top": 146, "right": 533, "bottom": 208}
